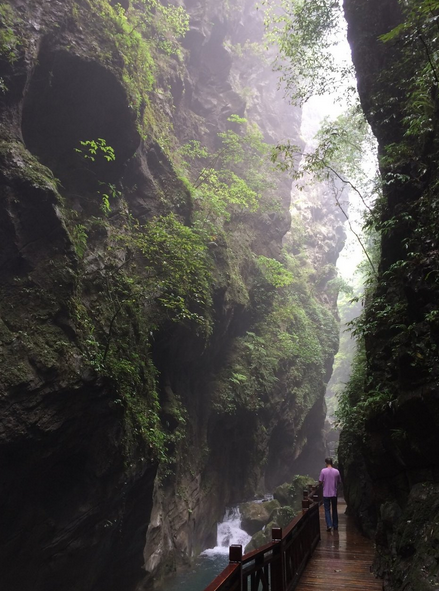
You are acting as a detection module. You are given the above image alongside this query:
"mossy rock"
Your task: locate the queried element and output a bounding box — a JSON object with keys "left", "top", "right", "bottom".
{"left": 269, "top": 506, "right": 297, "bottom": 528}
{"left": 244, "top": 520, "right": 277, "bottom": 553}
{"left": 273, "top": 475, "right": 315, "bottom": 511}
{"left": 244, "top": 505, "right": 300, "bottom": 554}
{"left": 273, "top": 483, "right": 294, "bottom": 507}
{"left": 240, "top": 499, "right": 281, "bottom": 535}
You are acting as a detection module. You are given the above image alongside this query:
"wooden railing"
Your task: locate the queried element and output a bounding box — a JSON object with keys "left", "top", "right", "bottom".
{"left": 203, "top": 483, "right": 322, "bottom": 591}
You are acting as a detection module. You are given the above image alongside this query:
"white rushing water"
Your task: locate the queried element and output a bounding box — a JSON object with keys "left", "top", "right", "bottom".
{"left": 202, "top": 507, "right": 252, "bottom": 556}
{"left": 164, "top": 507, "right": 252, "bottom": 591}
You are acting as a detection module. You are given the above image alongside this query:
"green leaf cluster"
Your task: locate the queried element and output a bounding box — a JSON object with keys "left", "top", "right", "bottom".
{"left": 0, "top": 3, "right": 22, "bottom": 64}
{"left": 335, "top": 339, "right": 394, "bottom": 441}
{"left": 376, "top": 0, "right": 439, "bottom": 187}
{"left": 123, "top": 214, "right": 213, "bottom": 329}
{"left": 345, "top": 0, "right": 439, "bottom": 407}
{"left": 262, "top": 0, "right": 353, "bottom": 104}
{"left": 178, "top": 116, "right": 280, "bottom": 228}
{"left": 75, "top": 138, "right": 116, "bottom": 163}
{"left": 74, "top": 138, "right": 121, "bottom": 215}
{"left": 256, "top": 255, "right": 294, "bottom": 288}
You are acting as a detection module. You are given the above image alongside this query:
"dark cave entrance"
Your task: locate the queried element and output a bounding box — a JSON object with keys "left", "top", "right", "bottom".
{"left": 21, "top": 47, "right": 140, "bottom": 199}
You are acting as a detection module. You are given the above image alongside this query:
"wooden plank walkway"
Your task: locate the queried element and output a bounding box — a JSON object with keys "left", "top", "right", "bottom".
{"left": 295, "top": 500, "right": 383, "bottom": 591}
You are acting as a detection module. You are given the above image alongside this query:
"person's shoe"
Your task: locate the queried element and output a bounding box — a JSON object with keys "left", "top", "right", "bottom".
{"left": 326, "top": 527, "right": 332, "bottom": 531}
{"left": 333, "top": 527, "right": 338, "bottom": 530}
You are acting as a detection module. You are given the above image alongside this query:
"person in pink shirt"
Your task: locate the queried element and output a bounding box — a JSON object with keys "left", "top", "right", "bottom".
{"left": 319, "top": 457, "right": 342, "bottom": 532}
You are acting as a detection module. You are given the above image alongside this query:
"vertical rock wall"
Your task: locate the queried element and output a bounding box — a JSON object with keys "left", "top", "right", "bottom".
{"left": 341, "top": 1, "right": 439, "bottom": 589}
{"left": 0, "top": 0, "right": 344, "bottom": 589}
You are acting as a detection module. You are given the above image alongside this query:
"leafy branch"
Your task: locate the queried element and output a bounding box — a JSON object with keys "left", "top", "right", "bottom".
{"left": 271, "top": 105, "right": 379, "bottom": 276}
{"left": 262, "top": 0, "right": 353, "bottom": 104}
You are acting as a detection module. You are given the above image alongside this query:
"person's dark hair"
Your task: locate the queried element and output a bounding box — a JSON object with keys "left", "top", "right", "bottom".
{"left": 325, "top": 457, "right": 333, "bottom": 466}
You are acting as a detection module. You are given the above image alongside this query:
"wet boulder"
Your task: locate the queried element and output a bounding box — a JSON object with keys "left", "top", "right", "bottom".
{"left": 240, "top": 499, "right": 281, "bottom": 536}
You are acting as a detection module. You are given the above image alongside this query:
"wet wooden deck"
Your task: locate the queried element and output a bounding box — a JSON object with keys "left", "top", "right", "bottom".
{"left": 295, "top": 501, "right": 383, "bottom": 591}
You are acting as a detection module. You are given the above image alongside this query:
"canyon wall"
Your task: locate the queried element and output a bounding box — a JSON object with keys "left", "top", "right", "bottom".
{"left": 340, "top": 0, "right": 439, "bottom": 589}
{"left": 0, "top": 1, "right": 344, "bottom": 589}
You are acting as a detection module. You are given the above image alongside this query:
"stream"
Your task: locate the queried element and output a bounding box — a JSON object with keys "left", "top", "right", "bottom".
{"left": 163, "top": 507, "right": 251, "bottom": 591}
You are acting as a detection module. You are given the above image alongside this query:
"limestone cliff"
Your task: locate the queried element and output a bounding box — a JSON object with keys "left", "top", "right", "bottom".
{"left": 340, "top": 0, "right": 439, "bottom": 589}
{"left": 0, "top": 1, "right": 343, "bottom": 589}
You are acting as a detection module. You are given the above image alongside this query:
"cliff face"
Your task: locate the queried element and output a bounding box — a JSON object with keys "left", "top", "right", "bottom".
{"left": 340, "top": 1, "right": 439, "bottom": 589}
{"left": 0, "top": 1, "right": 343, "bottom": 589}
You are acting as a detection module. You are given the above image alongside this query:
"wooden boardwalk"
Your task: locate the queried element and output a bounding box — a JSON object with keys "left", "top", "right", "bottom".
{"left": 295, "top": 501, "right": 383, "bottom": 591}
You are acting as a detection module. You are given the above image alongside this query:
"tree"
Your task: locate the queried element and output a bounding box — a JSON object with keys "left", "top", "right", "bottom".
{"left": 271, "top": 103, "right": 380, "bottom": 276}
{"left": 263, "top": 0, "right": 353, "bottom": 104}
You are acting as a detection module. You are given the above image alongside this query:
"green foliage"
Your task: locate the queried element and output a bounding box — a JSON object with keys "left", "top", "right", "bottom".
{"left": 109, "top": 354, "right": 169, "bottom": 463}
{"left": 74, "top": 139, "right": 120, "bottom": 215}
{"left": 335, "top": 339, "right": 394, "bottom": 439}
{"left": 272, "top": 102, "right": 377, "bottom": 197}
{"left": 71, "top": 224, "right": 88, "bottom": 259}
{"left": 121, "top": 214, "right": 213, "bottom": 329}
{"left": 98, "top": 182, "right": 122, "bottom": 215}
{"left": 272, "top": 103, "right": 379, "bottom": 276}
{"left": 80, "top": 0, "right": 155, "bottom": 111}
{"left": 376, "top": 0, "right": 439, "bottom": 188}
{"left": 225, "top": 39, "right": 268, "bottom": 61}
{"left": 127, "top": 0, "right": 189, "bottom": 58}
{"left": 256, "top": 256, "right": 294, "bottom": 287}
{"left": 342, "top": 0, "right": 439, "bottom": 410}
{"left": 273, "top": 506, "right": 297, "bottom": 527}
{"left": 264, "top": 0, "right": 381, "bottom": 283}
{"left": 78, "top": 0, "right": 189, "bottom": 129}
{"left": 192, "top": 167, "right": 258, "bottom": 223}
{"left": 0, "top": 3, "right": 22, "bottom": 63}
{"left": 74, "top": 290, "right": 169, "bottom": 463}
{"left": 213, "top": 252, "right": 339, "bottom": 415}
{"left": 69, "top": 213, "right": 212, "bottom": 462}
{"left": 178, "top": 116, "right": 280, "bottom": 229}
{"left": 75, "top": 138, "right": 116, "bottom": 163}
{"left": 262, "top": 0, "right": 353, "bottom": 104}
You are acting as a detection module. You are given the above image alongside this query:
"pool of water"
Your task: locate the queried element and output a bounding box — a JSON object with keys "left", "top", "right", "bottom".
{"left": 164, "top": 554, "right": 229, "bottom": 591}
{"left": 157, "top": 506, "right": 251, "bottom": 591}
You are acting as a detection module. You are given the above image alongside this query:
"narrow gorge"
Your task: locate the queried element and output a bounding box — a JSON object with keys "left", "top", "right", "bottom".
{"left": 1, "top": 0, "right": 438, "bottom": 590}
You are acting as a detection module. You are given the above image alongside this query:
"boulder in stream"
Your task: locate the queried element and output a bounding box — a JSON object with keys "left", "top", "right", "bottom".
{"left": 240, "top": 499, "right": 281, "bottom": 535}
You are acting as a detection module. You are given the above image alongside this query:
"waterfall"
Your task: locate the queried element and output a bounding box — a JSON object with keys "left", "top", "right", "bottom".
{"left": 163, "top": 508, "right": 252, "bottom": 591}
{"left": 202, "top": 507, "right": 251, "bottom": 556}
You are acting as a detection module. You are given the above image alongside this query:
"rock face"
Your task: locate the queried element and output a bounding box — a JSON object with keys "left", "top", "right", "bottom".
{"left": 0, "top": 1, "right": 344, "bottom": 589}
{"left": 340, "top": 0, "right": 439, "bottom": 589}
{"left": 240, "top": 499, "right": 281, "bottom": 535}
{"left": 243, "top": 474, "right": 314, "bottom": 552}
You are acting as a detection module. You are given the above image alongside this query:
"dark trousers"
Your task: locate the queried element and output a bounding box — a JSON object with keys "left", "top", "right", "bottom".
{"left": 323, "top": 496, "right": 338, "bottom": 529}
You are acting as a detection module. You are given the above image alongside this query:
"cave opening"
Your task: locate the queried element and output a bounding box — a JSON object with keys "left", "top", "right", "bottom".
{"left": 21, "top": 47, "right": 140, "bottom": 200}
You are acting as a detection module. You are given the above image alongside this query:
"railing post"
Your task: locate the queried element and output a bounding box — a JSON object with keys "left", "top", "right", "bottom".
{"left": 229, "top": 545, "right": 243, "bottom": 591}
{"left": 229, "top": 545, "right": 242, "bottom": 562}
{"left": 302, "top": 488, "right": 310, "bottom": 510}
{"left": 271, "top": 527, "right": 284, "bottom": 591}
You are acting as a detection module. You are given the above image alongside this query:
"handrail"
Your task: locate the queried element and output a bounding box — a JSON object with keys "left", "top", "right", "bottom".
{"left": 202, "top": 483, "right": 323, "bottom": 591}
